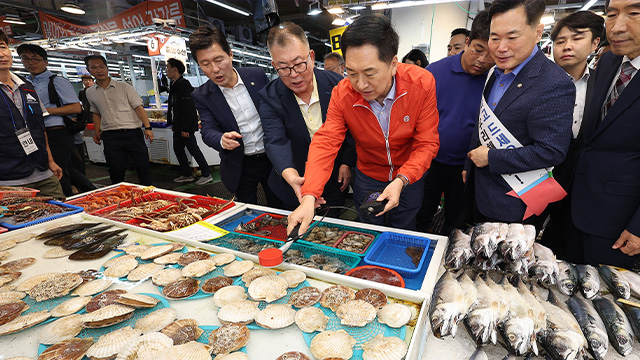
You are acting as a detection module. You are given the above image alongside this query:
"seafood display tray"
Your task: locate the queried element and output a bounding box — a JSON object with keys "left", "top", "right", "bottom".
{"left": 235, "top": 212, "right": 289, "bottom": 241}
{"left": 89, "top": 192, "right": 187, "bottom": 216}
{"left": 299, "top": 221, "right": 382, "bottom": 258}
{"left": 364, "top": 232, "right": 432, "bottom": 278}
{"left": 0, "top": 201, "right": 84, "bottom": 230}
{"left": 65, "top": 184, "right": 146, "bottom": 211}
{"left": 0, "top": 187, "right": 39, "bottom": 199}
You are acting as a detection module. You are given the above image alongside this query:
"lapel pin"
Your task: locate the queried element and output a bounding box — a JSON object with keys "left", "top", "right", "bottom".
{"left": 403, "top": 115, "right": 410, "bottom": 122}
{"left": 517, "top": 83, "right": 522, "bottom": 88}
{"left": 251, "top": 82, "right": 255, "bottom": 86}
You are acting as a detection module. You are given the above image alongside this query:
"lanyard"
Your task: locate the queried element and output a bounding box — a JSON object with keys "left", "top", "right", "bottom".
{"left": 0, "top": 85, "right": 28, "bottom": 132}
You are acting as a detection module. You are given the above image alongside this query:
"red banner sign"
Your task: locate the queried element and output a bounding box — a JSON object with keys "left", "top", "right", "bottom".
{"left": 40, "top": 0, "right": 185, "bottom": 39}
{"left": 0, "top": 17, "right": 16, "bottom": 44}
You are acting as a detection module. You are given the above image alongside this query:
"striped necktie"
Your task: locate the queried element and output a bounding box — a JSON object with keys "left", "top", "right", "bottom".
{"left": 601, "top": 61, "right": 635, "bottom": 122}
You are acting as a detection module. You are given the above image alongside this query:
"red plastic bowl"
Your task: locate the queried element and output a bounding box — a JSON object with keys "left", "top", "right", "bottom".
{"left": 345, "top": 265, "right": 405, "bottom": 288}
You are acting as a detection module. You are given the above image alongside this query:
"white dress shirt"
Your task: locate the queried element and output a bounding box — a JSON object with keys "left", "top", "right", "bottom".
{"left": 571, "top": 65, "right": 590, "bottom": 139}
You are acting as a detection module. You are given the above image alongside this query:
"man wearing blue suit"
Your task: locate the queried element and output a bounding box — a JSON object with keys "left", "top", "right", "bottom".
{"left": 259, "top": 22, "right": 356, "bottom": 214}
{"left": 189, "top": 25, "right": 279, "bottom": 206}
{"left": 465, "top": 0, "right": 575, "bottom": 224}
{"left": 571, "top": 0, "right": 640, "bottom": 269}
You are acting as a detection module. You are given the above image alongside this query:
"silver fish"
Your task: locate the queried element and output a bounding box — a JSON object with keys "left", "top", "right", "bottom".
{"left": 466, "top": 274, "right": 499, "bottom": 345}
{"left": 537, "top": 329, "right": 586, "bottom": 360}
{"left": 619, "top": 301, "right": 640, "bottom": 339}
{"left": 568, "top": 294, "right": 609, "bottom": 360}
{"left": 530, "top": 242, "right": 559, "bottom": 287}
{"left": 619, "top": 270, "right": 640, "bottom": 299}
{"left": 445, "top": 229, "right": 473, "bottom": 270}
{"left": 458, "top": 271, "right": 478, "bottom": 318}
{"left": 557, "top": 261, "right": 578, "bottom": 296}
{"left": 576, "top": 264, "right": 600, "bottom": 299}
{"left": 469, "top": 347, "right": 488, "bottom": 360}
{"left": 429, "top": 270, "right": 466, "bottom": 338}
{"left": 505, "top": 257, "right": 530, "bottom": 277}
{"left": 471, "top": 223, "right": 500, "bottom": 259}
{"left": 500, "top": 276, "right": 537, "bottom": 356}
{"left": 517, "top": 279, "right": 546, "bottom": 334}
{"left": 592, "top": 295, "right": 635, "bottom": 356}
{"left": 499, "top": 223, "right": 527, "bottom": 261}
{"left": 598, "top": 265, "right": 631, "bottom": 300}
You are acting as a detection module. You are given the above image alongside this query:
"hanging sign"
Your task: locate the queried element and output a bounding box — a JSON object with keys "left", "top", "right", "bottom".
{"left": 329, "top": 26, "right": 347, "bottom": 55}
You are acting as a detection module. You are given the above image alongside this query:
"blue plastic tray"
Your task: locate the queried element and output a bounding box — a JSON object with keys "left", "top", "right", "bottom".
{"left": 363, "top": 232, "right": 431, "bottom": 278}
{"left": 299, "top": 221, "right": 381, "bottom": 258}
{"left": 214, "top": 208, "right": 266, "bottom": 232}
{"left": 0, "top": 201, "right": 83, "bottom": 230}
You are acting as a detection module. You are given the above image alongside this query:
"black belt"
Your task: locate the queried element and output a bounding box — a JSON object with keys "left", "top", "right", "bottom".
{"left": 102, "top": 128, "right": 140, "bottom": 133}
{"left": 245, "top": 153, "right": 267, "bottom": 159}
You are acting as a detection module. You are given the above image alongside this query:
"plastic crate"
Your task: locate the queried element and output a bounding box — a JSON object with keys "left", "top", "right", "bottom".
{"left": 334, "top": 231, "right": 376, "bottom": 255}
{"left": 363, "top": 232, "right": 431, "bottom": 278}
{"left": 299, "top": 222, "right": 381, "bottom": 257}
{"left": 206, "top": 232, "right": 283, "bottom": 255}
{"left": 91, "top": 192, "right": 184, "bottom": 220}
{"left": 284, "top": 241, "right": 361, "bottom": 274}
{"left": 0, "top": 201, "right": 84, "bottom": 230}
{"left": 0, "top": 187, "right": 39, "bottom": 199}
{"left": 234, "top": 213, "right": 288, "bottom": 241}
{"left": 187, "top": 195, "right": 235, "bottom": 217}
{"left": 66, "top": 185, "right": 146, "bottom": 212}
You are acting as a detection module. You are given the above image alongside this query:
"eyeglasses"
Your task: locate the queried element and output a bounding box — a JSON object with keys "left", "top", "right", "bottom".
{"left": 20, "top": 57, "right": 44, "bottom": 64}
{"left": 275, "top": 53, "right": 310, "bottom": 77}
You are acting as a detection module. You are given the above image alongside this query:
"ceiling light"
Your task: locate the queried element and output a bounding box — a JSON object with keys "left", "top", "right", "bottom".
{"left": 328, "top": 6, "right": 344, "bottom": 14}
{"left": 332, "top": 18, "right": 347, "bottom": 26}
{"left": 595, "top": 11, "right": 604, "bottom": 16}
{"left": 206, "top": 0, "right": 252, "bottom": 16}
{"left": 350, "top": 4, "right": 366, "bottom": 10}
{"left": 3, "top": 14, "right": 25, "bottom": 25}
{"left": 61, "top": 1, "right": 85, "bottom": 15}
{"left": 308, "top": 1, "right": 323, "bottom": 15}
{"left": 541, "top": 15, "right": 555, "bottom": 25}
{"left": 346, "top": 14, "right": 361, "bottom": 22}
{"left": 580, "top": 0, "right": 598, "bottom": 11}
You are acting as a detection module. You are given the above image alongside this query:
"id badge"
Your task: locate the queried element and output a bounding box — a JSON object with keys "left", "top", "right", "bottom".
{"left": 16, "top": 128, "right": 38, "bottom": 155}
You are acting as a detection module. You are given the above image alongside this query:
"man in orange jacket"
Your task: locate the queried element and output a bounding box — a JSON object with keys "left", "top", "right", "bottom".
{"left": 288, "top": 14, "right": 440, "bottom": 233}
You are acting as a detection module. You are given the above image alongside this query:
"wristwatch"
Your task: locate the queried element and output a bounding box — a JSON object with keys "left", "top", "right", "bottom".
{"left": 395, "top": 174, "right": 409, "bottom": 190}
{"left": 144, "top": 126, "right": 153, "bottom": 131}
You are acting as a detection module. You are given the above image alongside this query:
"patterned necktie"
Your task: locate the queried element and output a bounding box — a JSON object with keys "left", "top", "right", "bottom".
{"left": 602, "top": 61, "right": 635, "bottom": 121}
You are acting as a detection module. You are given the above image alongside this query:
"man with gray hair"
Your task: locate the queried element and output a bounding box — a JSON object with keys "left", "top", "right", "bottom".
{"left": 323, "top": 52, "right": 345, "bottom": 76}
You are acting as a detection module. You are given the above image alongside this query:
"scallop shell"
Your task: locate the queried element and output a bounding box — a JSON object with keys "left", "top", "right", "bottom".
{"left": 295, "top": 306, "right": 329, "bottom": 333}
{"left": 85, "top": 289, "right": 127, "bottom": 312}
{"left": 178, "top": 251, "right": 211, "bottom": 266}
{"left": 217, "top": 299, "right": 260, "bottom": 325}
{"left": 43, "top": 247, "right": 76, "bottom": 259}
{"left": 0, "top": 257, "right": 35, "bottom": 271}
{"left": 278, "top": 270, "right": 306, "bottom": 288}
{"left": 309, "top": 330, "right": 356, "bottom": 360}
{"left": 276, "top": 352, "right": 311, "bottom": 360}
{"left": 127, "top": 263, "right": 164, "bottom": 282}
{"left": 115, "top": 293, "right": 159, "bottom": 308}
{"left": 0, "top": 250, "right": 9, "bottom": 261}
{"left": 320, "top": 285, "right": 356, "bottom": 312}
{"left": 81, "top": 304, "right": 135, "bottom": 328}
{"left": 103, "top": 254, "right": 136, "bottom": 269}
{"left": 103, "top": 257, "right": 138, "bottom": 278}
{"left": 162, "top": 278, "right": 199, "bottom": 300}
{"left": 115, "top": 332, "right": 173, "bottom": 360}
{"left": 27, "top": 273, "right": 83, "bottom": 302}
{"left": 134, "top": 307, "right": 177, "bottom": 334}
{"left": 0, "top": 310, "right": 51, "bottom": 335}
{"left": 161, "top": 319, "right": 203, "bottom": 345}
{"left": 152, "top": 268, "right": 183, "bottom": 286}
{"left": 38, "top": 337, "right": 94, "bottom": 360}
{"left": 171, "top": 242, "right": 186, "bottom": 251}
{"left": 0, "top": 301, "right": 28, "bottom": 326}
{"left": 361, "top": 334, "right": 408, "bottom": 360}
{"left": 208, "top": 322, "right": 250, "bottom": 355}
{"left": 0, "top": 239, "right": 17, "bottom": 251}
{"left": 78, "top": 269, "right": 101, "bottom": 282}
{"left": 216, "top": 352, "right": 249, "bottom": 360}
{"left": 248, "top": 275, "right": 288, "bottom": 303}
{"left": 85, "top": 326, "right": 142, "bottom": 360}
{"left": 213, "top": 285, "right": 247, "bottom": 308}
{"left": 181, "top": 259, "right": 216, "bottom": 278}
{"left": 153, "top": 252, "right": 183, "bottom": 265}
{"left": 51, "top": 296, "right": 91, "bottom": 317}
{"left": 122, "top": 244, "right": 151, "bottom": 256}
{"left": 0, "top": 271, "right": 21, "bottom": 287}
{"left": 0, "top": 284, "right": 15, "bottom": 293}
{"left": 336, "top": 299, "right": 377, "bottom": 327}
{"left": 223, "top": 260, "right": 255, "bottom": 277}
{"left": 201, "top": 276, "right": 233, "bottom": 294}
{"left": 38, "top": 314, "right": 84, "bottom": 344}
{"left": 72, "top": 279, "right": 113, "bottom": 297}
{"left": 255, "top": 303, "right": 296, "bottom": 329}
{"left": 355, "top": 288, "right": 388, "bottom": 309}
{"left": 377, "top": 303, "right": 412, "bottom": 328}
{"left": 0, "top": 290, "right": 26, "bottom": 305}
{"left": 288, "top": 286, "right": 322, "bottom": 308}
{"left": 139, "top": 244, "right": 175, "bottom": 260}
{"left": 7, "top": 357, "right": 35, "bottom": 360}
{"left": 212, "top": 253, "right": 236, "bottom": 266}
{"left": 158, "top": 341, "right": 212, "bottom": 360}
{"left": 240, "top": 268, "right": 277, "bottom": 286}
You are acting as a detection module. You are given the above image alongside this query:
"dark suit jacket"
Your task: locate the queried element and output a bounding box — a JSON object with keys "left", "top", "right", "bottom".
{"left": 168, "top": 76, "right": 198, "bottom": 133}
{"left": 259, "top": 68, "right": 356, "bottom": 207}
{"left": 192, "top": 67, "right": 268, "bottom": 193}
{"left": 468, "top": 49, "right": 575, "bottom": 222}
{"left": 572, "top": 52, "right": 640, "bottom": 238}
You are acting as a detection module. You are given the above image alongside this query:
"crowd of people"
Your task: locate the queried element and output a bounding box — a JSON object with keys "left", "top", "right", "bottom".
{"left": 0, "top": 0, "right": 637, "bottom": 268}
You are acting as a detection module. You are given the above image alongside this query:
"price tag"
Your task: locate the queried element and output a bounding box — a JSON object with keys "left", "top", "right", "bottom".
{"left": 16, "top": 128, "right": 38, "bottom": 155}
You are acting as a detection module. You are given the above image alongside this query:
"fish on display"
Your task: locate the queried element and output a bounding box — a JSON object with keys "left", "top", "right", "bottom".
{"left": 618, "top": 270, "right": 640, "bottom": 299}
{"left": 445, "top": 229, "right": 474, "bottom": 270}
{"left": 34, "top": 222, "right": 101, "bottom": 240}
{"left": 466, "top": 274, "right": 500, "bottom": 345}
{"left": 429, "top": 270, "right": 466, "bottom": 338}
{"left": 499, "top": 275, "right": 537, "bottom": 356}
{"left": 499, "top": 223, "right": 527, "bottom": 261}
{"left": 517, "top": 279, "right": 546, "bottom": 334}
{"left": 469, "top": 347, "right": 488, "bottom": 360}
{"left": 536, "top": 288, "right": 587, "bottom": 360}
{"left": 592, "top": 295, "right": 635, "bottom": 356}
{"left": 62, "top": 229, "right": 127, "bottom": 250}
{"left": 473, "top": 252, "right": 502, "bottom": 271}
{"left": 598, "top": 265, "right": 631, "bottom": 300}
{"left": 68, "top": 234, "right": 127, "bottom": 261}
{"left": 567, "top": 293, "right": 609, "bottom": 360}
{"left": 457, "top": 270, "right": 478, "bottom": 319}
{"left": 529, "top": 242, "right": 559, "bottom": 287}
{"left": 618, "top": 301, "right": 640, "bottom": 339}
{"left": 576, "top": 264, "right": 601, "bottom": 299}
{"left": 471, "top": 223, "right": 500, "bottom": 259}
{"left": 557, "top": 260, "right": 578, "bottom": 296}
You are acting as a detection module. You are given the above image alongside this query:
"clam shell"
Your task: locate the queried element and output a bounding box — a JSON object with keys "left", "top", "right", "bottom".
{"left": 216, "top": 352, "right": 249, "bottom": 360}
{"left": 295, "top": 306, "right": 329, "bottom": 333}
{"left": 240, "top": 268, "right": 277, "bottom": 286}
{"left": 278, "top": 270, "right": 306, "bottom": 288}
{"left": 43, "top": 247, "right": 76, "bottom": 259}
{"left": 377, "top": 303, "right": 412, "bottom": 328}
{"left": 134, "top": 307, "right": 177, "bottom": 334}
{"left": 355, "top": 288, "right": 388, "bottom": 309}
{"left": 0, "top": 257, "right": 35, "bottom": 272}
{"left": 115, "top": 332, "right": 173, "bottom": 360}
{"left": 320, "top": 285, "right": 356, "bottom": 312}
{"left": 0, "top": 301, "right": 28, "bottom": 326}
{"left": 336, "top": 299, "right": 377, "bottom": 327}
{"left": 158, "top": 341, "right": 212, "bottom": 360}
{"left": 85, "top": 289, "right": 127, "bottom": 312}
{"left": 38, "top": 314, "right": 85, "bottom": 344}
{"left": 127, "top": 263, "right": 164, "bottom": 282}
{"left": 81, "top": 304, "right": 135, "bottom": 328}
{"left": 309, "top": 330, "right": 356, "bottom": 360}
{"left": 255, "top": 303, "right": 296, "bottom": 329}
{"left": 178, "top": 251, "right": 211, "bottom": 266}
{"left": 181, "top": 259, "right": 216, "bottom": 278}
{"left": 0, "top": 290, "right": 26, "bottom": 305}
{"left": 152, "top": 268, "right": 183, "bottom": 286}
{"left": 115, "top": 293, "right": 159, "bottom": 308}
{"left": 122, "top": 244, "right": 151, "bottom": 256}
{"left": 213, "top": 285, "right": 247, "bottom": 308}
{"left": 223, "top": 260, "right": 255, "bottom": 277}
{"left": 201, "top": 276, "right": 233, "bottom": 294}
{"left": 37, "top": 337, "right": 94, "bottom": 360}
{"left": 0, "top": 310, "right": 51, "bottom": 335}
{"left": 212, "top": 253, "right": 236, "bottom": 266}
{"left": 208, "top": 322, "right": 250, "bottom": 355}
{"left": 51, "top": 296, "right": 91, "bottom": 317}
{"left": 72, "top": 279, "right": 113, "bottom": 297}
{"left": 162, "top": 278, "right": 199, "bottom": 300}
{"left": 103, "top": 257, "right": 138, "bottom": 278}
{"left": 217, "top": 299, "right": 260, "bottom": 325}
{"left": 139, "top": 244, "right": 175, "bottom": 260}
{"left": 161, "top": 319, "right": 203, "bottom": 345}
{"left": 288, "top": 286, "right": 322, "bottom": 308}
{"left": 361, "top": 334, "right": 408, "bottom": 360}
{"left": 0, "top": 271, "right": 21, "bottom": 287}
{"left": 276, "top": 352, "right": 311, "bottom": 360}
{"left": 27, "top": 273, "right": 83, "bottom": 302}
{"left": 103, "top": 255, "right": 136, "bottom": 269}
{"left": 153, "top": 253, "right": 183, "bottom": 265}
{"left": 85, "top": 326, "right": 142, "bottom": 360}
{"left": 0, "top": 239, "right": 17, "bottom": 251}
{"left": 248, "top": 275, "right": 288, "bottom": 303}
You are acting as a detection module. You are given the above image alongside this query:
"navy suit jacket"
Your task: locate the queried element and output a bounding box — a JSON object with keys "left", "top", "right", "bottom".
{"left": 192, "top": 67, "right": 269, "bottom": 193}
{"left": 468, "top": 49, "right": 575, "bottom": 222}
{"left": 259, "top": 68, "right": 356, "bottom": 207}
{"left": 572, "top": 52, "right": 640, "bottom": 239}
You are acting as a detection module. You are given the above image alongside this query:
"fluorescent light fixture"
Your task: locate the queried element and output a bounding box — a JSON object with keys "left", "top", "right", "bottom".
{"left": 325, "top": 43, "right": 332, "bottom": 48}
{"left": 580, "top": 0, "right": 598, "bottom": 11}
{"left": 350, "top": 4, "right": 366, "bottom": 10}
{"left": 332, "top": 18, "right": 347, "bottom": 26}
{"left": 328, "top": 6, "right": 344, "bottom": 14}
{"left": 595, "top": 11, "right": 604, "bottom": 15}
{"left": 100, "top": 38, "right": 113, "bottom": 45}
{"left": 346, "top": 14, "right": 361, "bottom": 22}
{"left": 541, "top": 15, "right": 555, "bottom": 25}
{"left": 308, "top": 1, "right": 323, "bottom": 15}
{"left": 372, "top": 0, "right": 452, "bottom": 10}
{"left": 3, "top": 14, "right": 25, "bottom": 25}
{"left": 206, "top": 0, "right": 251, "bottom": 16}
{"left": 123, "top": 40, "right": 148, "bottom": 46}
{"left": 61, "top": 1, "right": 85, "bottom": 15}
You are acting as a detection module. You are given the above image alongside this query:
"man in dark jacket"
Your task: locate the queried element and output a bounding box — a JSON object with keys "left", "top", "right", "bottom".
{"left": 166, "top": 58, "right": 212, "bottom": 185}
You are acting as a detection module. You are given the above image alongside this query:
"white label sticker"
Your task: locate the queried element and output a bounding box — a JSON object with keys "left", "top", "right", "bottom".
{"left": 16, "top": 128, "right": 38, "bottom": 155}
